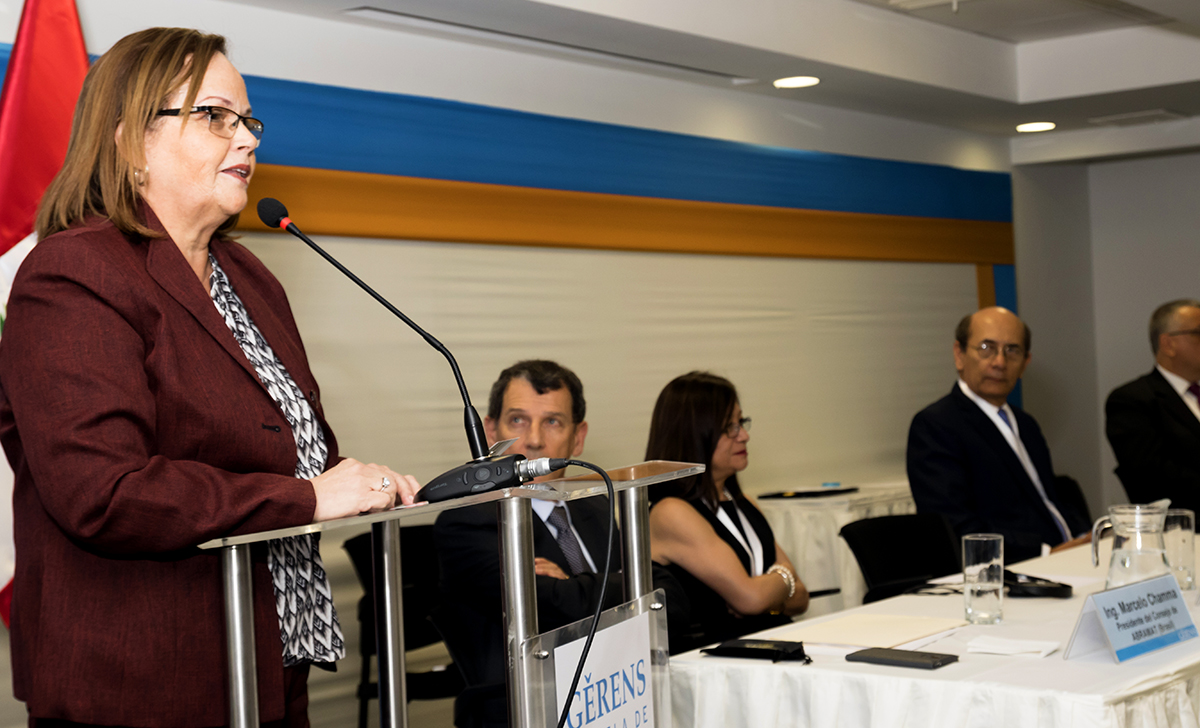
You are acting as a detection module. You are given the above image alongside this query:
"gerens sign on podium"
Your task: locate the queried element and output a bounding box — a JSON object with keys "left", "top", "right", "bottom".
{"left": 554, "top": 610, "right": 654, "bottom": 728}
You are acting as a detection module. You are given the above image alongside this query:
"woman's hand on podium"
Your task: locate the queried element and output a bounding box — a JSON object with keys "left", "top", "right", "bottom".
{"left": 310, "top": 458, "right": 420, "bottom": 522}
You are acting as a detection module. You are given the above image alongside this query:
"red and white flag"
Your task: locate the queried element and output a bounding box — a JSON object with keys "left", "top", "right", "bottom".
{"left": 0, "top": 0, "right": 88, "bottom": 628}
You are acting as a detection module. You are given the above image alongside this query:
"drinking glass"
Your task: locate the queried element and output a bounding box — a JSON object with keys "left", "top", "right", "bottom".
{"left": 963, "top": 534, "right": 1003, "bottom": 625}
{"left": 1165, "top": 509, "right": 1195, "bottom": 591}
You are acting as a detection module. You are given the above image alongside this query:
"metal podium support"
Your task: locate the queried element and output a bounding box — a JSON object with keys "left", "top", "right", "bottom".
{"left": 200, "top": 460, "right": 701, "bottom": 728}
{"left": 500, "top": 497, "right": 539, "bottom": 728}
{"left": 221, "top": 544, "right": 258, "bottom": 728}
{"left": 373, "top": 520, "right": 408, "bottom": 727}
{"left": 619, "top": 485, "right": 654, "bottom": 600}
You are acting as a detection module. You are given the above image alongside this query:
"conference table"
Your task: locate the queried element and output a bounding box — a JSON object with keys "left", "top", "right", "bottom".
{"left": 670, "top": 539, "right": 1200, "bottom": 728}
{"left": 757, "top": 479, "right": 915, "bottom": 616}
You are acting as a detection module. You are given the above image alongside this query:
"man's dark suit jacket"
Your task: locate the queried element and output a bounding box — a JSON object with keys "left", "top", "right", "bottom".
{"left": 907, "top": 384, "right": 1090, "bottom": 563}
{"left": 1107, "top": 369, "right": 1200, "bottom": 513}
{"left": 433, "top": 497, "right": 624, "bottom": 689}
{"left": 0, "top": 213, "right": 325, "bottom": 726}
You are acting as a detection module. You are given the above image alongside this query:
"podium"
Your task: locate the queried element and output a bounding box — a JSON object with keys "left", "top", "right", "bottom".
{"left": 198, "top": 460, "right": 702, "bottom": 728}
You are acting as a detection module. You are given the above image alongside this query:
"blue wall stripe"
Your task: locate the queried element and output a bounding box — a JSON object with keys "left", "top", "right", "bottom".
{"left": 243, "top": 75, "right": 1011, "bottom": 222}
{"left": 993, "top": 264, "right": 1017, "bottom": 313}
{"left": 1, "top": 42, "right": 1012, "bottom": 221}
{"left": 991, "top": 263, "right": 1024, "bottom": 408}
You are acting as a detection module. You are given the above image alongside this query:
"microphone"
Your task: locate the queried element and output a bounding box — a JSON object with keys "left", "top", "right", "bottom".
{"left": 258, "top": 199, "right": 506, "bottom": 501}
{"left": 419, "top": 457, "right": 569, "bottom": 502}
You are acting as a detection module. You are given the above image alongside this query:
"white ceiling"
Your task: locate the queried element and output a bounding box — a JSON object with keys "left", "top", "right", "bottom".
{"left": 852, "top": 0, "right": 1168, "bottom": 43}
{"left": 217, "top": 0, "right": 1200, "bottom": 141}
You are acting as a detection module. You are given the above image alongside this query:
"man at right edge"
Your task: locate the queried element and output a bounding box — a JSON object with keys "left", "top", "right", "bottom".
{"left": 1107, "top": 299, "right": 1200, "bottom": 514}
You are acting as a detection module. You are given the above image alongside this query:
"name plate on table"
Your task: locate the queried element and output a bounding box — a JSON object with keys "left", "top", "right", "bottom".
{"left": 1064, "top": 574, "right": 1197, "bottom": 662}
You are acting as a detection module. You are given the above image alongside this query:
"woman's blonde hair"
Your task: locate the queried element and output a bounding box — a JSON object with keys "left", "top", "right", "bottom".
{"left": 36, "top": 27, "right": 232, "bottom": 239}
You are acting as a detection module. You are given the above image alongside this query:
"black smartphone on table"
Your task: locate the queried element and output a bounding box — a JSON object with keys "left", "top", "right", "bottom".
{"left": 845, "top": 647, "right": 958, "bottom": 670}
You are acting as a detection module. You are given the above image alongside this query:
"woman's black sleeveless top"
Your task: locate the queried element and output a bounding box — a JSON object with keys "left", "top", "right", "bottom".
{"left": 657, "top": 488, "right": 790, "bottom": 653}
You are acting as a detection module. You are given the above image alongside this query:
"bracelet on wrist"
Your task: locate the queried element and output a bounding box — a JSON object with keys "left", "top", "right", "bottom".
{"left": 767, "top": 563, "right": 796, "bottom": 599}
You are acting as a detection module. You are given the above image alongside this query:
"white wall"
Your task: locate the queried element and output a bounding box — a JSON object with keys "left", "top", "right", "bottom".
{"left": 1088, "top": 151, "right": 1200, "bottom": 506}
{"left": 240, "top": 233, "right": 975, "bottom": 495}
{"left": 1012, "top": 163, "right": 1103, "bottom": 516}
{"left": 1013, "top": 150, "right": 1200, "bottom": 514}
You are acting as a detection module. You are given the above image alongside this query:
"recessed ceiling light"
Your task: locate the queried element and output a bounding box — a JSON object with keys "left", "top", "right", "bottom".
{"left": 773, "top": 76, "right": 820, "bottom": 89}
{"left": 1016, "top": 122, "right": 1056, "bottom": 133}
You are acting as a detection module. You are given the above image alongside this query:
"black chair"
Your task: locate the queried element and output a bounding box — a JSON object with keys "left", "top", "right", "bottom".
{"left": 343, "top": 526, "right": 464, "bottom": 728}
{"left": 446, "top": 671, "right": 507, "bottom": 728}
{"left": 839, "top": 513, "right": 961, "bottom": 603}
{"left": 430, "top": 600, "right": 510, "bottom": 728}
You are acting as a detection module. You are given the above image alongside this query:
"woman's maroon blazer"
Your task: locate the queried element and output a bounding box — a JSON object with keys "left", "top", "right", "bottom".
{"left": 0, "top": 212, "right": 335, "bottom": 726}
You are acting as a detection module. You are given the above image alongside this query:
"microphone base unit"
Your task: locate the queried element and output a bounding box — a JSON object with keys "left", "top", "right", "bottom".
{"left": 416, "top": 455, "right": 569, "bottom": 502}
{"left": 418, "top": 454, "right": 526, "bottom": 503}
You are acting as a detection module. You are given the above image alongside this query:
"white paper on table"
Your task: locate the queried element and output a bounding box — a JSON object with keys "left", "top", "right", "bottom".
{"left": 968, "top": 636, "right": 1060, "bottom": 658}
{"left": 773, "top": 614, "right": 968, "bottom": 648}
{"left": 898, "top": 627, "right": 965, "bottom": 651}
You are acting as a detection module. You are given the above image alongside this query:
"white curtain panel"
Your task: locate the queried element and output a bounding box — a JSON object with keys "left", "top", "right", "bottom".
{"left": 240, "top": 233, "right": 975, "bottom": 496}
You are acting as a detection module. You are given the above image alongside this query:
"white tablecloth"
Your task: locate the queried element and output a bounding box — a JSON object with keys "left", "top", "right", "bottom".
{"left": 671, "top": 541, "right": 1200, "bottom": 728}
{"left": 757, "top": 480, "right": 915, "bottom": 616}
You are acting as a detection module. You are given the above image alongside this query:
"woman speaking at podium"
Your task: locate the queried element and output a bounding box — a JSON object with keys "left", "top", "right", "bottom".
{"left": 645, "top": 372, "right": 809, "bottom": 652}
{"left": 0, "top": 27, "right": 419, "bottom": 727}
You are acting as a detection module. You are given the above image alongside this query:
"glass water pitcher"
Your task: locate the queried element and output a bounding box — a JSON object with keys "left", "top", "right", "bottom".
{"left": 1091, "top": 503, "right": 1171, "bottom": 589}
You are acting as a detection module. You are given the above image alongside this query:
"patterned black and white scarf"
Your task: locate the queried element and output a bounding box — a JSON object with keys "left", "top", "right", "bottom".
{"left": 208, "top": 255, "right": 345, "bottom": 667}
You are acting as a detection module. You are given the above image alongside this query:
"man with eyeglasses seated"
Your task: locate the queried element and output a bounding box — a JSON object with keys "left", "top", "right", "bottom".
{"left": 907, "top": 307, "right": 1091, "bottom": 563}
{"left": 1106, "top": 299, "right": 1200, "bottom": 515}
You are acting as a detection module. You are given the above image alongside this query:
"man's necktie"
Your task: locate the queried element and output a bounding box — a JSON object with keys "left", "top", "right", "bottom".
{"left": 997, "top": 408, "right": 1013, "bottom": 429}
{"left": 1188, "top": 382, "right": 1200, "bottom": 403}
{"left": 546, "top": 506, "right": 589, "bottom": 575}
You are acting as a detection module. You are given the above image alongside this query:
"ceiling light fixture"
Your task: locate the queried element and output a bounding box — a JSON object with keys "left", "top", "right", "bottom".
{"left": 773, "top": 76, "right": 820, "bottom": 89}
{"left": 1016, "top": 122, "right": 1056, "bottom": 133}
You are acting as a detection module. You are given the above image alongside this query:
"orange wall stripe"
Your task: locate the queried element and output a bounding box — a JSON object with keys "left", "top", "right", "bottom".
{"left": 976, "top": 264, "right": 997, "bottom": 308}
{"left": 237, "top": 164, "right": 1014, "bottom": 265}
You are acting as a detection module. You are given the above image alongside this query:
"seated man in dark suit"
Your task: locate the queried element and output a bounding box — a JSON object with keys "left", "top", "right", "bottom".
{"left": 907, "top": 307, "right": 1090, "bottom": 563}
{"left": 434, "top": 360, "right": 685, "bottom": 725}
{"left": 1106, "top": 299, "right": 1200, "bottom": 513}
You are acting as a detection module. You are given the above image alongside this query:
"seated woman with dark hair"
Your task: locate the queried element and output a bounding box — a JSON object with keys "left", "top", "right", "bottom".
{"left": 646, "top": 372, "right": 808, "bottom": 652}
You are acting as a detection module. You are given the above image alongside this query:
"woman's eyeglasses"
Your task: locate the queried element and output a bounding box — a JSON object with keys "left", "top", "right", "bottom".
{"left": 723, "top": 417, "right": 752, "bottom": 438}
{"left": 156, "top": 106, "right": 264, "bottom": 142}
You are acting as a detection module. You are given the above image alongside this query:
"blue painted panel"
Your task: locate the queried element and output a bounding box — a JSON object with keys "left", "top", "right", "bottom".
{"left": 243, "top": 74, "right": 1012, "bottom": 221}
{"left": 993, "top": 264, "right": 1017, "bottom": 313}
{"left": 990, "top": 263, "right": 1024, "bottom": 408}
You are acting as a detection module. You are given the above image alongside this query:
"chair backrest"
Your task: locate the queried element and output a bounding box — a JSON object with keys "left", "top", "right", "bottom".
{"left": 839, "top": 513, "right": 961, "bottom": 603}
{"left": 343, "top": 525, "right": 443, "bottom": 650}
{"left": 1054, "top": 474, "right": 1092, "bottom": 525}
